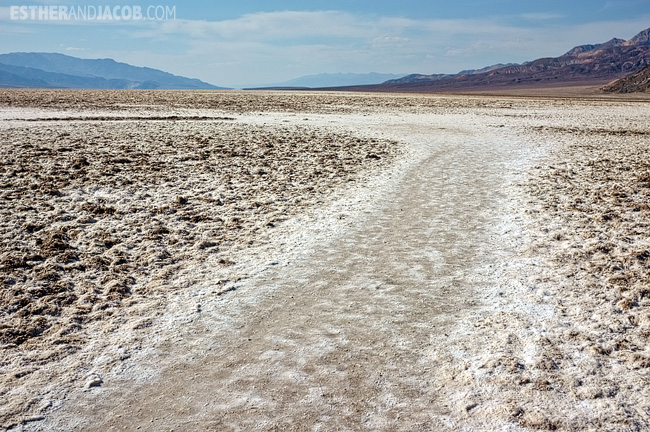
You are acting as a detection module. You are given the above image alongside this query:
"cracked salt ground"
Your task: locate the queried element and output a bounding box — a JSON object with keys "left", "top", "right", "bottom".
{"left": 35, "top": 107, "right": 541, "bottom": 431}
{"left": 3, "top": 91, "right": 650, "bottom": 431}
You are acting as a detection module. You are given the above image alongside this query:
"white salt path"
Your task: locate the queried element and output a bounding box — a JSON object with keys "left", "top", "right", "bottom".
{"left": 41, "top": 110, "right": 538, "bottom": 431}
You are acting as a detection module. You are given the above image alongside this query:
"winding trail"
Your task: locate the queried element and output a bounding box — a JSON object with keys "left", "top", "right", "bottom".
{"left": 44, "top": 111, "right": 534, "bottom": 431}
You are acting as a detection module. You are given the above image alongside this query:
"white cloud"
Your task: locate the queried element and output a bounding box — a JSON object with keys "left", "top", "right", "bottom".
{"left": 520, "top": 13, "right": 565, "bottom": 20}
{"left": 63, "top": 46, "right": 86, "bottom": 51}
{"left": 144, "top": 11, "right": 372, "bottom": 41}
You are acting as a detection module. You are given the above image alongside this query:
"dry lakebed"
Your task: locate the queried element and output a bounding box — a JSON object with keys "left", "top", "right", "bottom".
{"left": 1, "top": 90, "right": 650, "bottom": 431}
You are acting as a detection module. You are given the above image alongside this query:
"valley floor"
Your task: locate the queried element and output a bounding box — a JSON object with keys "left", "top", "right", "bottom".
{"left": 1, "top": 91, "right": 649, "bottom": 431}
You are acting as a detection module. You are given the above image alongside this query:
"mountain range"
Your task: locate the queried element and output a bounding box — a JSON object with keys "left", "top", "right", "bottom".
{"left": 336, "top": 27, "right": 650, "bottom": 93}
{"left": 2, "top": 27, "right": 650, "bottom": 93}
{"left": 382, "top": 64, "right": 518, "bottom": 85}
{"left": 0, "top": 52, "right": 225, "bottom": 89}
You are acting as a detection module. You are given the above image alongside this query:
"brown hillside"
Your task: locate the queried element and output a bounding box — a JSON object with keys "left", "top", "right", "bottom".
{"left": 603, "top": 64, "right": 650, "bottom": 93}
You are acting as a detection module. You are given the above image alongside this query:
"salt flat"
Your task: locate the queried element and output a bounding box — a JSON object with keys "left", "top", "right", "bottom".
{"left": 1, "top": 90, "right": 649, "bottom": 431}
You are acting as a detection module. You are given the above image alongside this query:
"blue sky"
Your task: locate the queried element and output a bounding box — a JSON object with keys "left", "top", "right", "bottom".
{"left": 1, "top": 0, "right": 649, "bottom": 87}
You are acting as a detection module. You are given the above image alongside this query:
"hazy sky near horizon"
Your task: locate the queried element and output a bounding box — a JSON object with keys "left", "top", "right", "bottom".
{"left": 1, "top": 0, "right": 649, "bottom": 87}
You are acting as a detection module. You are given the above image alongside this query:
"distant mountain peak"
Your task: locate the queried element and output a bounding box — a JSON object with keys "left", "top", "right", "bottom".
{"left": 564, "top": 38, "right": 626, "bottom": 57}
{"left": 626, "top": 28, "right": 650, "bottom": 46}
{"left": 564, "top": 44, "right": 599, "bottom": 57}
{"left": 600, "top": 38, "right": 627, "bottom": 49}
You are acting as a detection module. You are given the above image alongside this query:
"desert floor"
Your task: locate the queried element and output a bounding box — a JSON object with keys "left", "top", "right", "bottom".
{"left": 1, "top": 90, "right": 650, "bottom": 431}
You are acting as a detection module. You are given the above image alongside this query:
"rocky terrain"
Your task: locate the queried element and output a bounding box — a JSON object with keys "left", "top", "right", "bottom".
{"left": 603, "top": 64, "right": 650, "bottom": 93}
